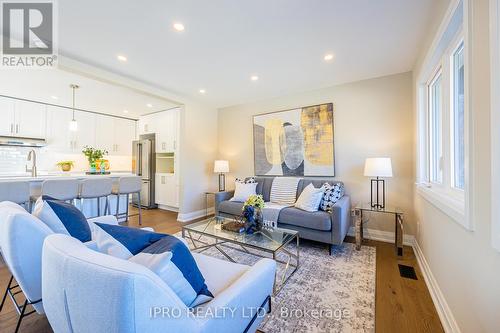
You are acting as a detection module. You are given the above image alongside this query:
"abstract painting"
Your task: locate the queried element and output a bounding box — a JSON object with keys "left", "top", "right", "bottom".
{"left": 253, "top": 103, "right": 335, "bottom": 176}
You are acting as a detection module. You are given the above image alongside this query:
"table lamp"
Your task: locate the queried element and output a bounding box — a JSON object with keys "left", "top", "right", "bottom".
{"left": 214, "top": 160, "right": 229, "bottom": 192}
{"left": 364, "top": 158, "right": 392, "bottom": 209}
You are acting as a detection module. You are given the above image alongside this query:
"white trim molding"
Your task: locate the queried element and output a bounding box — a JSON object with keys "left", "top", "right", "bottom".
{"left": 177, "top": 207, "right": 215, "bottom": 222}
{"left": 489, "top": 0, "right": 500, "bottom": 251}
{"left": 415, "top": 0, "right": 474, "bottom": 231}
{"left": 347, "top": 227, "right": 415, "bottom": 247}
{"left": 412, "top": 239, "right": 462, "bottom": 333}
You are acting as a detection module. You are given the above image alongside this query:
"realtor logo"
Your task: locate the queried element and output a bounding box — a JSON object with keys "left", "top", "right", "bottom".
{"left": 1, "top": 1, "right": 57, "bottom": 67}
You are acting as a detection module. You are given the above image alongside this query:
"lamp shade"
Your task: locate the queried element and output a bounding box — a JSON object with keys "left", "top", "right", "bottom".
{"left": 364, "top": 158, "right": 393, "bottom": 177}
{"left": 214, "top": 160, "right": 229, "bottom": 173}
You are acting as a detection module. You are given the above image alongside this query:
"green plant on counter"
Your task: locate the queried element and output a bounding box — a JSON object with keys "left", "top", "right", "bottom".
{"left": 82, "top": 146, "right": 108, "bottom": 164}
{"left": 56, "top": 160, "right": 74, "bottom": 172}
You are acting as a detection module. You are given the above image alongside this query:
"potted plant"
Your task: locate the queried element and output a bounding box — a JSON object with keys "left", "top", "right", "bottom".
{"left": 56, "top": 160, "right": 74, "bottom": 172}
{"left": 242, "top": 194, "right": 265, "bottom": 234}
{"left": 82, "top": 146, "right": 108, "bottom": 173}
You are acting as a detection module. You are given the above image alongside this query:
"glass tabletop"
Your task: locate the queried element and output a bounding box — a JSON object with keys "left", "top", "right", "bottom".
{"left": 355, "top": 203, "right": 403, "bottom": 214}
{"left": 183, "top": 216, "right": 298, "bottom": 252}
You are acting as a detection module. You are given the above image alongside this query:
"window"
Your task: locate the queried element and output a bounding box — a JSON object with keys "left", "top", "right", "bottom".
{"left": 452, "top": 42, "right": 465, "bottom": 190}
{"left": 428, "top": 70, "right": 443, "bottom": 184}
{"left": 415, "top": 0, "right": 470, "bottom": 228}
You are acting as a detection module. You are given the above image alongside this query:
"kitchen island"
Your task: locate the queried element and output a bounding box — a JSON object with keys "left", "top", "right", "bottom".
{"left": 0, "top": 172, "right": 137, "bottom": 221}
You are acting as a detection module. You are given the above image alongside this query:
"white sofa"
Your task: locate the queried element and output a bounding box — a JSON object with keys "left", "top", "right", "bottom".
{"left": 42, "top": 234, "right": 276, "bottom": 333}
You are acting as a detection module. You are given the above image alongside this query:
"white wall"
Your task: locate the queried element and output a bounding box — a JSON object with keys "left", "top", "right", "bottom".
{"left": 218, "top": 72, "right": 415, "bottom": 235}
{"left": 413, "top": 0, "right": 500, "bottom": 332}
{"left": 177, "top": 102, "right": 218, "bottom": 218}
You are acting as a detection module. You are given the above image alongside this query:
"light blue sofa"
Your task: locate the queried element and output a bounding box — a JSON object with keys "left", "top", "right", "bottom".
{"left": 215, "top": 177, "right": 351, "bottom": 255}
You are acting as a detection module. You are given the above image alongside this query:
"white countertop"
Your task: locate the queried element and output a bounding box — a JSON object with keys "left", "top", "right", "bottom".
{"left": 0, "top": 171, "right": 135, "bottom": 182}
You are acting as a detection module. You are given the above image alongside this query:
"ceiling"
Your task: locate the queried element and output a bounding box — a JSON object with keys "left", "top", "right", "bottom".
{"left": 0, "top": 69, "right": 179, "bottom": 119}
{"left": 26, "top": 0, "right": 441, "bottom": 109}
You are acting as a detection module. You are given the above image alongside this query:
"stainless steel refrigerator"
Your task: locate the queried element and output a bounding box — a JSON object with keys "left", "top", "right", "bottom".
{"left": 132, "top": 135, "right": 156, "bottom": 208}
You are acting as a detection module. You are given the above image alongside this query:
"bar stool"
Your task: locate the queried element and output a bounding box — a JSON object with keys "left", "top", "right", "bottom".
{"left": 112, "top": 176, "right": 142, "bottom": 225}
{"left": 78, "top": 178, "right": 112, "bottom": 218}
{"left": 0, "top": 181, "right": 31, "bottom": 211}
{"left": 40, "top": 179, "right": 80, "bottom": 204}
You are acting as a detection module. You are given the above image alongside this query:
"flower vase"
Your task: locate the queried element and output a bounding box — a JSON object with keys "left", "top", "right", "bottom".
{"left": 89, "top": 162, "right": 96, "bottom": 173}
{"left": 254, "top": 208, "right": 263, "bottom": 231}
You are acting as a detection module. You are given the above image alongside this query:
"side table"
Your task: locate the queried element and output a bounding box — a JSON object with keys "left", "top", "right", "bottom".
{"left": 204, "top": 191, "right": 217, "bottom": 217}
{"left": 353, "top": 204, "right": 404, "bottom": 256}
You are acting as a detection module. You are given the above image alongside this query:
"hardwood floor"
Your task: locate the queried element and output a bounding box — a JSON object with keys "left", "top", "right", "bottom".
{"left": 0, "top": 207, "right": 443, "bottom": 333}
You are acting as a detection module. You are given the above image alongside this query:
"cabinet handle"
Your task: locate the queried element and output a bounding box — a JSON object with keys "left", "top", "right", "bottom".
{"left": 15, "top": 124, "right": 19, "bottom": 134}
{"left": 10, "top": 124, "right": 13, "bottom": 134}
{"left": 173, "top": 140, "right": 176, "bottom": 150}
{"left": 144, "top": 124, "right": 148, "bottom": 132}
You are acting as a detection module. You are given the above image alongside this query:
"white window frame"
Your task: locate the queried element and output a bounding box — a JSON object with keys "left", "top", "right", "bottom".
{"left": 450, "top": 40, "right": 466, "bottom": 191}
{"left": 490, "top": 0, "right": 500, "bottom": 251}
{"left": 427, "top": 67, "right": 444, "bottom": 185}
{"left": 416, "top": 0, "right": 473, "bottom": 230}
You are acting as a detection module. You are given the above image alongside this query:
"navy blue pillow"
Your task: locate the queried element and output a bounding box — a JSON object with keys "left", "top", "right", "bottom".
{"left": 95, "top": 222, "right": 166, "bottom": 254}
{"left": 95, "top": 223, "right": 213, "bottom": 299}
{"left": 42, "top": 196, "right": 92, "bottom": 242}
{"left": 142, "top": 236, "right": 213, "bottom": 298}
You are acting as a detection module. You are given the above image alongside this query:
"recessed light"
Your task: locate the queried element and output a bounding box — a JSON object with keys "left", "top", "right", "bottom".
{"left": 146, "top": 103, "right": 153, "bottom": 108}
{"left": 324, "top": 53, "right": 334, "bottom": 61}
{"left": 123, "top": 110, "right": 129, "bottom": 114}
{"left": 51, "top": 95, "right": 58, "bottom": 100}
{"left": 250, "top": 75, "right": 259, "bottom": 81}
{"left": 173, "top": 22, "right": 185, "bottom": 31}
{"left": 117, "top": 55, "right": 127, "bottom": 62}
{"left": 199, "top": 89, "right": 206, "bottom": 94}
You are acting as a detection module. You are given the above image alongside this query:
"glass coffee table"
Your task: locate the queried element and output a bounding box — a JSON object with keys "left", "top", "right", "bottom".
{"left": 182, "top": 216, "right": 299, "bottom": 295}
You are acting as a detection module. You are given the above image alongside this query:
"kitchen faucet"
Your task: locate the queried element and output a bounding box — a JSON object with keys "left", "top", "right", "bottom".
{"left": 26, "top": 149, "right": 37, "bottom": 177}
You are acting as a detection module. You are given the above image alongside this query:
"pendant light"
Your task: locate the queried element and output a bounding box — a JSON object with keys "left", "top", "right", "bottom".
{"left": 69, "top": 84, "right": 79, "bottom": 131}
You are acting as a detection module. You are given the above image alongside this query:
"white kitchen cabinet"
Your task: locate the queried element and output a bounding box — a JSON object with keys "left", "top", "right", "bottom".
{"left": 95, "top": 115, "right": 115, "bottom": 153}
{"left": 113, "top": 118, "right": 135, "bottom": 155}
{"left": 155, "top": 108, "right": 179, "bottom": 153}
{"left": 46, "top": 106, "right": 72, "bottom": 152}
{"left": 95, "top": 116, "right": 135, "bottom": 156}
{"left": 15, "top": 100, "right": 46, "bottom": 138}
{"left": 138, "top": 113, "right": 157, "bottom": 135}
{"left": 155, "top": 173, "right": 178, "bottom": 208}
{"left": 0, "top": 98, "right": 16, "bottom": 136}
{"left": 71, "top": 111, "right": 96, "bottom": 152}
{"left": 0, "top": 97, "right": 46, "bottom": 138}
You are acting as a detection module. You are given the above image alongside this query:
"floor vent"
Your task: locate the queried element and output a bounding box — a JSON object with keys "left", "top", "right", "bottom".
{"left": 398, "top": 264, "right": 418, "bottom": 280}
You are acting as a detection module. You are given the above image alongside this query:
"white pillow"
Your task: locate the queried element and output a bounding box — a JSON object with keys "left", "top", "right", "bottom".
{"left": 294, "top": 183, "right": 325, "bottom": 212}
{"left": 128, "top": 251, "right": 200, "bottom": 307}
{"left": 230, "top": 182, "right": 257, "bottom": 202}
{"left": 87, "top": 221, "right": 133, "bottom": 260}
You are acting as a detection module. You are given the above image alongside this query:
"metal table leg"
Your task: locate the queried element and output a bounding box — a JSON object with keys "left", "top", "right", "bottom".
{"left": 395, "top": 213, "right": 404, "bottom": 256}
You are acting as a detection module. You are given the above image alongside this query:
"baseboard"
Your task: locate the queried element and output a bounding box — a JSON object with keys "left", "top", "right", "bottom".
{"left": 411, "top": 239, "right": 461, "bottom": 333}
{"left": 157, "top": 204, "right": 179, "bottom": 212}
{"left": 347, "top": 226, "right": 415, "bottom": 246}
{"left": 177, "top": 207, "right": 215, "bottom": 222}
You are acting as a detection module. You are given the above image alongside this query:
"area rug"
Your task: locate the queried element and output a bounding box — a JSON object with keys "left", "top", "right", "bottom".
{"left": 179, "top": 233, "right": 376, "bottom": 333}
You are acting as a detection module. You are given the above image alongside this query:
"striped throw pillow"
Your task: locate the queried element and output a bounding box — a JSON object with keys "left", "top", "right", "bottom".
{"left": 270, "top": 177, "right": 301, "bottom": 205}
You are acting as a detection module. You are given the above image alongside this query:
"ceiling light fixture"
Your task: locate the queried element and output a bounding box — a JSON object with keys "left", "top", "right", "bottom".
{"left": 117, "top": 55, "right": 127, "bottom": 62}
{"left": 69, "top": 84, "right": 79, "bottom": 132}
{"left": 123, "top": 110, "right": 129, "bottom": 114}
{"left": 146, "top": 103, "right": 153, "bottom": 108}
{"left": 51, "top": 95, "right": 58, "bottom": 100}
{"left": 324, "top": 53, "right": 334, "bottom": 61}
{"left": 173, "top": 22, "right": 185, "bottom": 31}
{"left": 199, "top": 89, "right": 206, "bottom": 94}
{"left": 250, "top": 75, "right": 259, "bottom": 81}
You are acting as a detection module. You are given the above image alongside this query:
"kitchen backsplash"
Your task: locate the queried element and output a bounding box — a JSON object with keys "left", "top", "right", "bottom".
{"left": 0, "top": 146, "right": 132, "bottom": 175}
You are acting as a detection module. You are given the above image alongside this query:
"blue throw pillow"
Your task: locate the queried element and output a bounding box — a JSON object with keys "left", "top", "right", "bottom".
{"left": 33, "top": 195, "right": 91, "bottom": 242}
{"left": 94, "top": 223, "right": 213, "bottom": 306}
